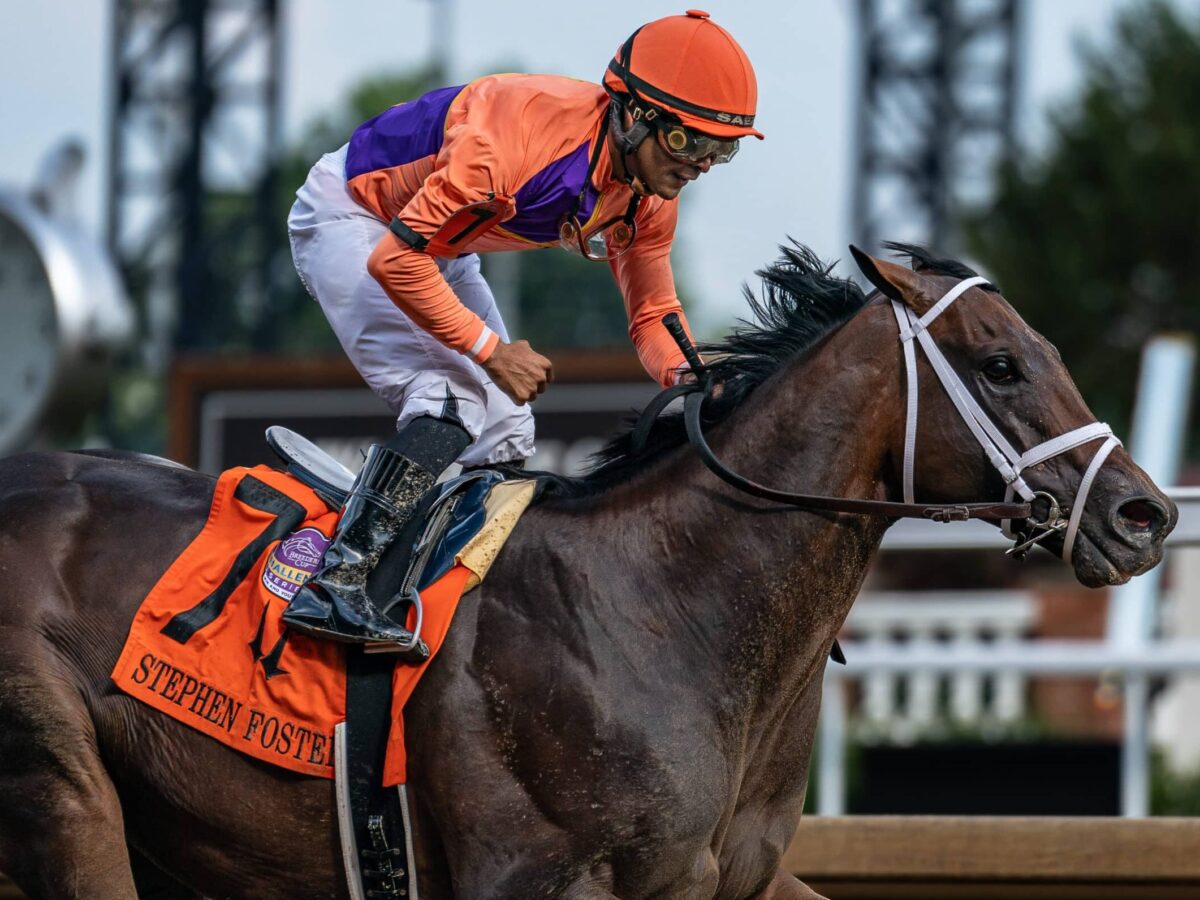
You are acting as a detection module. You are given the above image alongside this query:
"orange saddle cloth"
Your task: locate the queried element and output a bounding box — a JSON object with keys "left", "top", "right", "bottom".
{"left": 111, "top": 465, "right": 531, "bottom": 786}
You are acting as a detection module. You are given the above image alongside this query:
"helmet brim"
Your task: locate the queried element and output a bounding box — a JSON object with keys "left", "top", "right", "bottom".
{"left": 675, "top": 109, "right": 764, "bottom": 140}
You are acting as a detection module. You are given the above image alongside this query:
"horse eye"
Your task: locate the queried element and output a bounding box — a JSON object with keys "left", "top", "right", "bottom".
{"left": 982, "top": 355, "right": 1018, "bottom": 384}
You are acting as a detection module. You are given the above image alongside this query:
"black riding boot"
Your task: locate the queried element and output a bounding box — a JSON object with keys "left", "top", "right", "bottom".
{"left": 282, "top": 416, "right": 470, "bottom": 644}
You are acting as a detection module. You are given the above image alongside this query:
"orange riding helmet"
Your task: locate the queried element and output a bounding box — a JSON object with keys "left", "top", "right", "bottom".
{"left": 603, "top": 9, "right": 764, "bottom": 142}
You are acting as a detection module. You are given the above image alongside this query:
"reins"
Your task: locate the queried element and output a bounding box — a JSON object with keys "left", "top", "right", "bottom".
{"left": 678, "top": 387, "right": 1028, "bottom": 523}
{"left": 645, "top": 313, "right": 1029, "bottom": 523}
{"left": 642, "top": 283, "right": 1119, "bottom": 557}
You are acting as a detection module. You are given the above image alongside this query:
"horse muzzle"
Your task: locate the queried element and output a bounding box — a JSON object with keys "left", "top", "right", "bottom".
{"left": 1056, "top": 480, "right": 1177, "bottom": 587}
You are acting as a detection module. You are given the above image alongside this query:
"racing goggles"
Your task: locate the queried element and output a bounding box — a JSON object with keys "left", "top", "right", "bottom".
{"left": 559, "top": 194, "right": 640, "bottom": 261}
{"left": 654, "top": 119, "right": 740, "bottom": 165}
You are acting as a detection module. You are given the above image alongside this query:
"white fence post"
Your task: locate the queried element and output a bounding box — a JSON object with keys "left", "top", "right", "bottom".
{"left": 1109, "top": 336, "right": 1195, "bottom": 817}
{"left": 818, "top": 669, "right": 847, "bottom": 816}
{"left": 949, "top": 618, "right": 982, "bottom": 722}
{"left": 992, "top": 618, "right": 1026, "bottom": 724}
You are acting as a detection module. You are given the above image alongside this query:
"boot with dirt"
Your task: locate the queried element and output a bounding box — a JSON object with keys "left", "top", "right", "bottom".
{"left": 282, "top": 416, "right": 469, "bottom": 645}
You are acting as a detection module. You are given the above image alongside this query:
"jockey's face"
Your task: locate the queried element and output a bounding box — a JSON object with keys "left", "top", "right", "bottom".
{"left": 633, "top": 127, "right": 713, "bottom": 199}
{"left": 618, "top": 108, "right": 713, "bottom": 200}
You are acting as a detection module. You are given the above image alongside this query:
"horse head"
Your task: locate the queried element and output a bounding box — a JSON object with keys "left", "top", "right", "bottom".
{"left": 851, "top": 243, "right": 1177, "bottom": 587}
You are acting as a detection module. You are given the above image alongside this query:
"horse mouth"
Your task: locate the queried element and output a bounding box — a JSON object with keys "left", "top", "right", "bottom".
{"left": 1043, "top": 496, "right": 1175, "bottom": 588}
{"left": 1068, "top": 530, "right": 1142, "bottom": 588}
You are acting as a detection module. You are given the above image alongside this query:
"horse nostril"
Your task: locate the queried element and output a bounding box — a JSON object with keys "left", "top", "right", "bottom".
{"left": 1117, "top": 498, "right": 1164, "bottom": 533}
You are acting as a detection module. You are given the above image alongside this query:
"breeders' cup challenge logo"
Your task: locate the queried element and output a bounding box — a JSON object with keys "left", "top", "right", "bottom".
{"left": 262, "top": 528, "right": 330, "bottom": 600}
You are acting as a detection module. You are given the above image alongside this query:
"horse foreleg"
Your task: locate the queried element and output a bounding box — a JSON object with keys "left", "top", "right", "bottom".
{"left": 752, "top": 869, "right": 828, "bottom": 900}
{"left": 0, "top": 637, "right": 138, "bottom": 899}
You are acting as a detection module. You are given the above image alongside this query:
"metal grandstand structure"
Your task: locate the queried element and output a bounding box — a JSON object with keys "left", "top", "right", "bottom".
{"left": 852, "top": 0, "right": 1022, "bottom": 254}
{"left": 107, "top": 0, "right": 283, "bottom": 360}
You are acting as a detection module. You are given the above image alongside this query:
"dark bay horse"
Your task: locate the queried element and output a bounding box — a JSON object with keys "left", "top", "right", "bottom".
{"left": 0, "top": 245, "right": 1176, "bottom": 899}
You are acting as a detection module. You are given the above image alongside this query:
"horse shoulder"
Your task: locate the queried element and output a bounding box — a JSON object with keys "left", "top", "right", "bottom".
{"left": 405, "top": 508, "right": 743, "bottom": 895}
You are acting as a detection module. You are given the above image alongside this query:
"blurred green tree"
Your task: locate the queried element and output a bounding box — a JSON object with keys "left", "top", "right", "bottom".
{"left": 964, "top": 0, "right": 1200, "bottom": 457}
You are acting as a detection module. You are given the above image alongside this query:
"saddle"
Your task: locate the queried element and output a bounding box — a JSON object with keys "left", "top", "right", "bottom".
{"left": 265, "top": 426, "right": 355, "bottom": 507}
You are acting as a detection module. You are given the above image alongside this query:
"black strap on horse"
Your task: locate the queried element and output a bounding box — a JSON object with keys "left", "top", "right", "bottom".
{"left": 649, "top": 313, "right": 1032, "bottom": 524}
{"left": 343, "top": 651, "right": 413, "bottom": 899}
{"left": 338, "top": 494, "right": 440, "bottom": 900}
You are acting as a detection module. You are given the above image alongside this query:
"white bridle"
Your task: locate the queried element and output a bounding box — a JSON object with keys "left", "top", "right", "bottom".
{"left": 890, "top": 276, "right": 1121, "bottom": 564}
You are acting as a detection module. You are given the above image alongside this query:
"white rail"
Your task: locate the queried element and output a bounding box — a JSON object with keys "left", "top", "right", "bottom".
{"left": 817, "top": 485, "right": 1200, "bottom": 818}
{"left": 846, "top": 591, "right": 1036, "bottom": 729}
{"left": 831, "top": 639, "right": 1200, "bottom": 675}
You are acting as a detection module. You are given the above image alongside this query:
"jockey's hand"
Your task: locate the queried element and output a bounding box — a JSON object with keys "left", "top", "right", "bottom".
{"left": 675, "top": 366, "right": 725, "bottom": 399}
{"left": 482, "top": 340, "right": 554, "bottom": 405}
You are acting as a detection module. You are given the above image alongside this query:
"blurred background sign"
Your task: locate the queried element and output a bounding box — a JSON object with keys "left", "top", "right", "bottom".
{"left": 169, "top": 351, "right": 655, "bottom": 475}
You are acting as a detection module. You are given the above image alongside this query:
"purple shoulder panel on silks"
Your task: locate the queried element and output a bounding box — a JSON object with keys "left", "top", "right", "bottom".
{"left": 503, "top": 141, "right": 600, "bottom": 244}
{"left": 344, "top": 84, "right": 466, "bottom": 180}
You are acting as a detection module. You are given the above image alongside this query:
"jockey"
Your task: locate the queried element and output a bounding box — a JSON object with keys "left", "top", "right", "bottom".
{"left": 283, "top": 10, "right": 763, "bottom": 644}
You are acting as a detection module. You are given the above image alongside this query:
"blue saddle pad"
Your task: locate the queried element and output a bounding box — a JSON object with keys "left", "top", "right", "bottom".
{"left": 416, "top": 470, "right": 507, "bottom": 590}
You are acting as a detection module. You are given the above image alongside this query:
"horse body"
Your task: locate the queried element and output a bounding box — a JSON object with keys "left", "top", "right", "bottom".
{"left": 401, "top": 312, "right": 899, "bottom": 898}
{"left": 0, "top": 442, "right": 858, "bottom": 899}
{"left": 0, "top": 247, "right": 1176, "bottom": 899}
{"left": 0, "top": 454, "right": 342, "bottom": 898}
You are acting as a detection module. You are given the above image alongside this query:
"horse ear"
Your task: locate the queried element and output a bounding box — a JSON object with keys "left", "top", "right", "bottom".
{"left": 849, "top": 245, "right": 932, "bottom": 312}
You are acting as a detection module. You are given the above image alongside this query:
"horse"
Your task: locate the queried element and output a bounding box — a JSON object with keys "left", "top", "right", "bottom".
{"left": 0, "top": 243, "right": 1175, "bottom": 900}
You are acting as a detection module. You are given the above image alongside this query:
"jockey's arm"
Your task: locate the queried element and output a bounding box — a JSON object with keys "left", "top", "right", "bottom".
{"left": 361, "top": 130, "right": 510, "bottom": 364}
{"left": 366, "top": 237, "right": 553, "bottom": 405}
{"left": 366, "top": 236, "right": 498, "bottom": 362}
{"left": 362, "top": 125, "right": 554, "bottom": 405}
{"left": 609, "top": 197, "right": 694, "bottom": 387}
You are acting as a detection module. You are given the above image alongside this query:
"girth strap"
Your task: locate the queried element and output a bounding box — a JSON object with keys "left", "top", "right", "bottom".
{"left": 340, "top": 650, "right": 417, "bottom": 900}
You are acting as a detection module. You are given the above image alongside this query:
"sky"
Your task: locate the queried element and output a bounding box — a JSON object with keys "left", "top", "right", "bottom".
{"left": 0, "top": 0, "right": 1169, "bottom": 335}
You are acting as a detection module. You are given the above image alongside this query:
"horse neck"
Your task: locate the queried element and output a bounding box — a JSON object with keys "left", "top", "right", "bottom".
{"left": 595, "top": 302, "right": 902, "bottom": 691}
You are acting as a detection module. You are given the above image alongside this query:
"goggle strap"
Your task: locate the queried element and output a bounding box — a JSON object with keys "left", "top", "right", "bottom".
{"left": 607, "top": 96, "right": 652, "bottom": 159}
{"left": 612, "top": 30, "right": 650, "bottom": 123}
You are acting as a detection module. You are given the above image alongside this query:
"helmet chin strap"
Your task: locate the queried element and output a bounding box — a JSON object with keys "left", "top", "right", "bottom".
{"left": 607, "top": 98, "right": 652, "bottom": 195}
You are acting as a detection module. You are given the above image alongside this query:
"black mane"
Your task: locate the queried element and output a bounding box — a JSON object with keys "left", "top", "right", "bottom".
{"left": 527, "top": 241, "right": 994, "bottom": 500}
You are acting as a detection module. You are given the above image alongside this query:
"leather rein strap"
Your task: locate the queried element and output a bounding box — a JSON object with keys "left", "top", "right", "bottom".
{"left": 647, "top": 303, "right": 1036, "bottom": 523}
{"left": 678, "top": 387, "right": 1030, "bottom": 523}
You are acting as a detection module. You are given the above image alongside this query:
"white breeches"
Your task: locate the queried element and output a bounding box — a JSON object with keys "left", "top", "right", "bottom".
{"left": 286, "top": 144, "right": 535, "bottom": 466}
